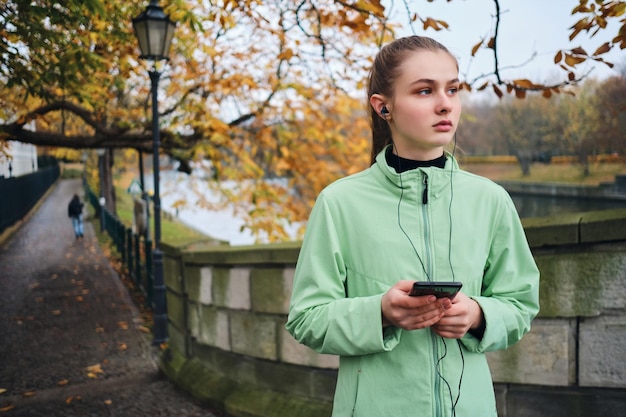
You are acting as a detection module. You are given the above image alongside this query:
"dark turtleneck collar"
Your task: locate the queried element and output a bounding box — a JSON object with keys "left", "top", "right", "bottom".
{"left": 385, "top": 146, "right": 447, "bottom": 173}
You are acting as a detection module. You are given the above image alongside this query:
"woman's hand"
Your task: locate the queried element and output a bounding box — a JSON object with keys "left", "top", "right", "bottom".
{"left": 431, "top": 292, "right": 484, "bottom": 339}
{"left": 381, "top": 280, "right": 452, "bottom": 330}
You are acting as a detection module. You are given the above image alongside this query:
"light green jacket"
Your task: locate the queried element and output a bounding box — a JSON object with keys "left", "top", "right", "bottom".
{"left": 285, "top": 149, "right": 540, "bottom": 417}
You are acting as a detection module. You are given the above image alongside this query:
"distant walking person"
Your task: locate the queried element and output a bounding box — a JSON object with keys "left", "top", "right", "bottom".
{"left": 67, "top": 194, "right": 84, "bottom": 239}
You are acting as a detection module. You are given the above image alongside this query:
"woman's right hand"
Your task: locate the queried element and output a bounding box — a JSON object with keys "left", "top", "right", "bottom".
{"left": 381, "top": 280, "right": 451, "bottom": 330}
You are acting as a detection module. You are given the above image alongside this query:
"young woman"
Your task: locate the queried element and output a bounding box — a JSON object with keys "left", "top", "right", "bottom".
{"left": 285, "top": 36, "right": 540, "bottom": 417}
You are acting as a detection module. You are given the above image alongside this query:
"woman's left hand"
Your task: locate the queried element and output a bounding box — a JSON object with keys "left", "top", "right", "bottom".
{"left": 431, "top": 292, "right": 484, "bottom": 339}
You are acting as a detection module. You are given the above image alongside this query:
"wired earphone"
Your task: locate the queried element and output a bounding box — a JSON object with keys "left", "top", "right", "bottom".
{"left": 393, "top": 131, "right": 464, "bottom": 417}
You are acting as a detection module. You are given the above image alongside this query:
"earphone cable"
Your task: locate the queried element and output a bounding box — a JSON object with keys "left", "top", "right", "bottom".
{"left": 395, "top": 146, "right": 430, "bottom": 281}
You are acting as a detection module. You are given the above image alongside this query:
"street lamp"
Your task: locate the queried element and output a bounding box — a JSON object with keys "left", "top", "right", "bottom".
{"left": 132, "top": 0, "right": 176, "bottom": 345}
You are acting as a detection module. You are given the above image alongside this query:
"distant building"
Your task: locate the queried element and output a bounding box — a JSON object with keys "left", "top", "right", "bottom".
{"left": 0, "top": 141, "right": 38, "bottom": 178}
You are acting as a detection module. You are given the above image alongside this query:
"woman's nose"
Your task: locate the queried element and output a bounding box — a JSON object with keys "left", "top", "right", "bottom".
{"left": 436, "top": 94, "right": 452, "bottom": 115}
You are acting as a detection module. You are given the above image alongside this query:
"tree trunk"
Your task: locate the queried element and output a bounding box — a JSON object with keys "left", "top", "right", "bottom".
{"left": 103, "top": 149, "right": 117, "bottom": 215}
{"left": 516, "top": 150, "right": 532, "bottom": 176}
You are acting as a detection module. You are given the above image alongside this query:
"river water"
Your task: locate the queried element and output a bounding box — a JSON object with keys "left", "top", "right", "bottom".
{"left": 151, "top": 171, "right": 626, "bottom": 245}
{"left": 510, "top": 193, "right": 626, "bottom": 218}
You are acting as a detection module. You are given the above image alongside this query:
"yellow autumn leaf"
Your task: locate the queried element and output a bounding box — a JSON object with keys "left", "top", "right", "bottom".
{"left": 593, "top": 42, "right": 611, "bottom": 55}
{"left": 85, "top": 364, "right": 104, "bottom": 375}
{"left": 117, "top": 321, "right": 128, "bottom": 330}
{"left": 118, "top": 343, "right": 127, "bottom": 351}
{"left": 0, "top": 388, "right": 6, "bottom": 394}
{"left": 22, "top": 391, "right": 36, "bottom": 398}
{"left": 104, "top": 399, "right": 112, "bottom": 405}
{"left": 512, "top": 79, "right": 535, "bottom": 89}
{"left": 471, "top": 40, "right": 483, "bottom": 56}
{"left": 554, "top": 50, "right": 563, "bottom": 64}
{"left": 0, "top": 404, "right": 15, "bottom": 412}
{"left": 95, "top": 326, "right": 105, "bottom": 333}
{"left": 492, "top": 85, "right": 503, "bottom": 99}
{"left": 57, "top": 379, "right": 69, "bottom": 386}
{"left": 51, "top": 310, "right": 61, "bottom": 316}
{"left": 136, "top": 325, "right": 150, "bottom": 333}
{"left": 564, "top": 53, "right": 586, "bottom": 66}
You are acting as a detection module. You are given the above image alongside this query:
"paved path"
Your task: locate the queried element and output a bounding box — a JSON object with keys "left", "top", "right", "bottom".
{"left": 0, "top": 179, "right": 219, "bottom": 416}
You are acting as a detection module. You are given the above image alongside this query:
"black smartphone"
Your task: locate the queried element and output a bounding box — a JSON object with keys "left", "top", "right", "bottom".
{"left": 409, "top": 281, "right": 462, "bottom": 299}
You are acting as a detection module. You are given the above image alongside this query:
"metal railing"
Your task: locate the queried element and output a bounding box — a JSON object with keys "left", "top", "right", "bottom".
{"left": 0, "top": 165, "right": 60, "bottom": 235}
{"left": 85, "top": 183, "right": 153, "bottom": 307}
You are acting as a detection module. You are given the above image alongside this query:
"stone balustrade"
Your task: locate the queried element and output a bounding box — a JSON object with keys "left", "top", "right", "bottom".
{"left": 159, "top": 208, "right": 626, "bottom": 417}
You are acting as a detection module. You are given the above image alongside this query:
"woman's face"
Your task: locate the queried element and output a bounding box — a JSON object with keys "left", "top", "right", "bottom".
{"left": 385, "top": 49, "right": 461, "bottom": 160}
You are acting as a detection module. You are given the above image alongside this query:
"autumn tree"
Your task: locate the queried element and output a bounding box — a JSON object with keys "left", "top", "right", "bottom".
{"left": 458, "top": 73, "right": 625, "bottom": 177}
{"left": 1, "top": 0, "right": 624, "bottom": 240}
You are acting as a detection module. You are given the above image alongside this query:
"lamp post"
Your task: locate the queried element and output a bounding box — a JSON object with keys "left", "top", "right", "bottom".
{"left": 132, "top": 0, "right": 176, "bottom": 345}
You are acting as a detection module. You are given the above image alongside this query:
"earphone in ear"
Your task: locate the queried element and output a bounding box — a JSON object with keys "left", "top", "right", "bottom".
{"left": 381, "top": 106, "right": 389, "bottom": 115}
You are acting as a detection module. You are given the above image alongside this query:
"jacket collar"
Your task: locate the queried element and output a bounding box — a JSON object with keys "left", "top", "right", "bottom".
{"left": 374, "top": 145, "right": 460, "bottom": 190}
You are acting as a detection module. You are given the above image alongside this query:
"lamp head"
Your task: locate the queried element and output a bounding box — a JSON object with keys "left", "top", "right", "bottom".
{"left": 132, "top": 0, "right": 176, "bottom": 61}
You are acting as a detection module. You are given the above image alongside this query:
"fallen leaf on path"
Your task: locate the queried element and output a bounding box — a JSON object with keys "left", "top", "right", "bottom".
{"left": 75, "top": 296, "right": 84, "bottom": 302}
{"left": 118, "top": 343, "right": 127, "bottom": 351}
{"left": 95, "top": 326, "right": 104, "bottom": 333}
{"left": 0, "top": 389, "right": 6, "bottom": 394}
{"left": 0, "top": 404, "right": 15, "bottom": 412}
{"left": 35, "top": 297, "right": 44, "bottom": 303}
{"left": 57, "top": 379, "right": 69, "bottom": 386}
{"left": 117, "top": 321, "right": 128, "bottom": 330}
{"left": 81, "top": 289, "right": 89, "bottom": 295}
{"left": 28, "top": 283, "right": 40, "bottom": 289}
{"left": 136, "top": 325, "right": 150, "bottom": 333}
{"left": 51, "top": 310, "right": 61, "bottom": 316}
{"left": 50, "top": 274, "right": 58, "bottom": 280}
{"left": 21, "top": 391, "right": 35, "bottom": 398}
{"left": 85, "top": 364, "right": 104, "bottom": 378}
{"left": 104, "top": 399, "right": 112, "bottom": 405}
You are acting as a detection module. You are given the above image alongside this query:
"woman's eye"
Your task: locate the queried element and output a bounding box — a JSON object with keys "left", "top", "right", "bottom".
{"left": 448, "top": 87, "right": 459, "bottom": 95}
{"left": 417, "top": 89, "right": 431, "bottom": 95}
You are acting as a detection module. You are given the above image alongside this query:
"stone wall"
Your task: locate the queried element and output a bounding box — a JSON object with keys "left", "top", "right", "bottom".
{"left": 159, "top": 208, "right": 626, "bottom": 417}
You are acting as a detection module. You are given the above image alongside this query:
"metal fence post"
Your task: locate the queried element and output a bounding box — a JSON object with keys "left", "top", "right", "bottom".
{"left": 135, "top": 234, "right": 142, "bottom": 288}
{"left": 127, "top": 228, "right": 134, "bottom": 280}
{"left": 145, "top": 238, "right": 153, "bottom": 307}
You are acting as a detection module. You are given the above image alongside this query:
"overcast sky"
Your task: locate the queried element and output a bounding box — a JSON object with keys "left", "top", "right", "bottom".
{"left": 387, "top": 0, "right": 623, "bottom": 83}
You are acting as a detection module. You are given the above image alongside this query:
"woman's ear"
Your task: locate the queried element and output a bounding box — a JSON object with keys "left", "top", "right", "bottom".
{"left": 369, "top": 94, "right": 389, "bottom": 118}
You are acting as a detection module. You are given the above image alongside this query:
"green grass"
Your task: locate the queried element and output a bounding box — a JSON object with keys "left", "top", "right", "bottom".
{"left": 462, "top": 162, "right": 625, "bottom": 185}
{"left": 114, "top": 185, "right": 210, "bottom": 247}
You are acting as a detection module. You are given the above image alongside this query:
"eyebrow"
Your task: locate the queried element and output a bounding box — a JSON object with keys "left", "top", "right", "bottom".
{"left": 410, "top": 78, "right": 460, "bottom": 86}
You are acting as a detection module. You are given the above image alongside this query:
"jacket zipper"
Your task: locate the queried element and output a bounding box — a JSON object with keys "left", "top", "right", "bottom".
{"left": 421, "top": 173, "right": 444, "bottom": 417}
